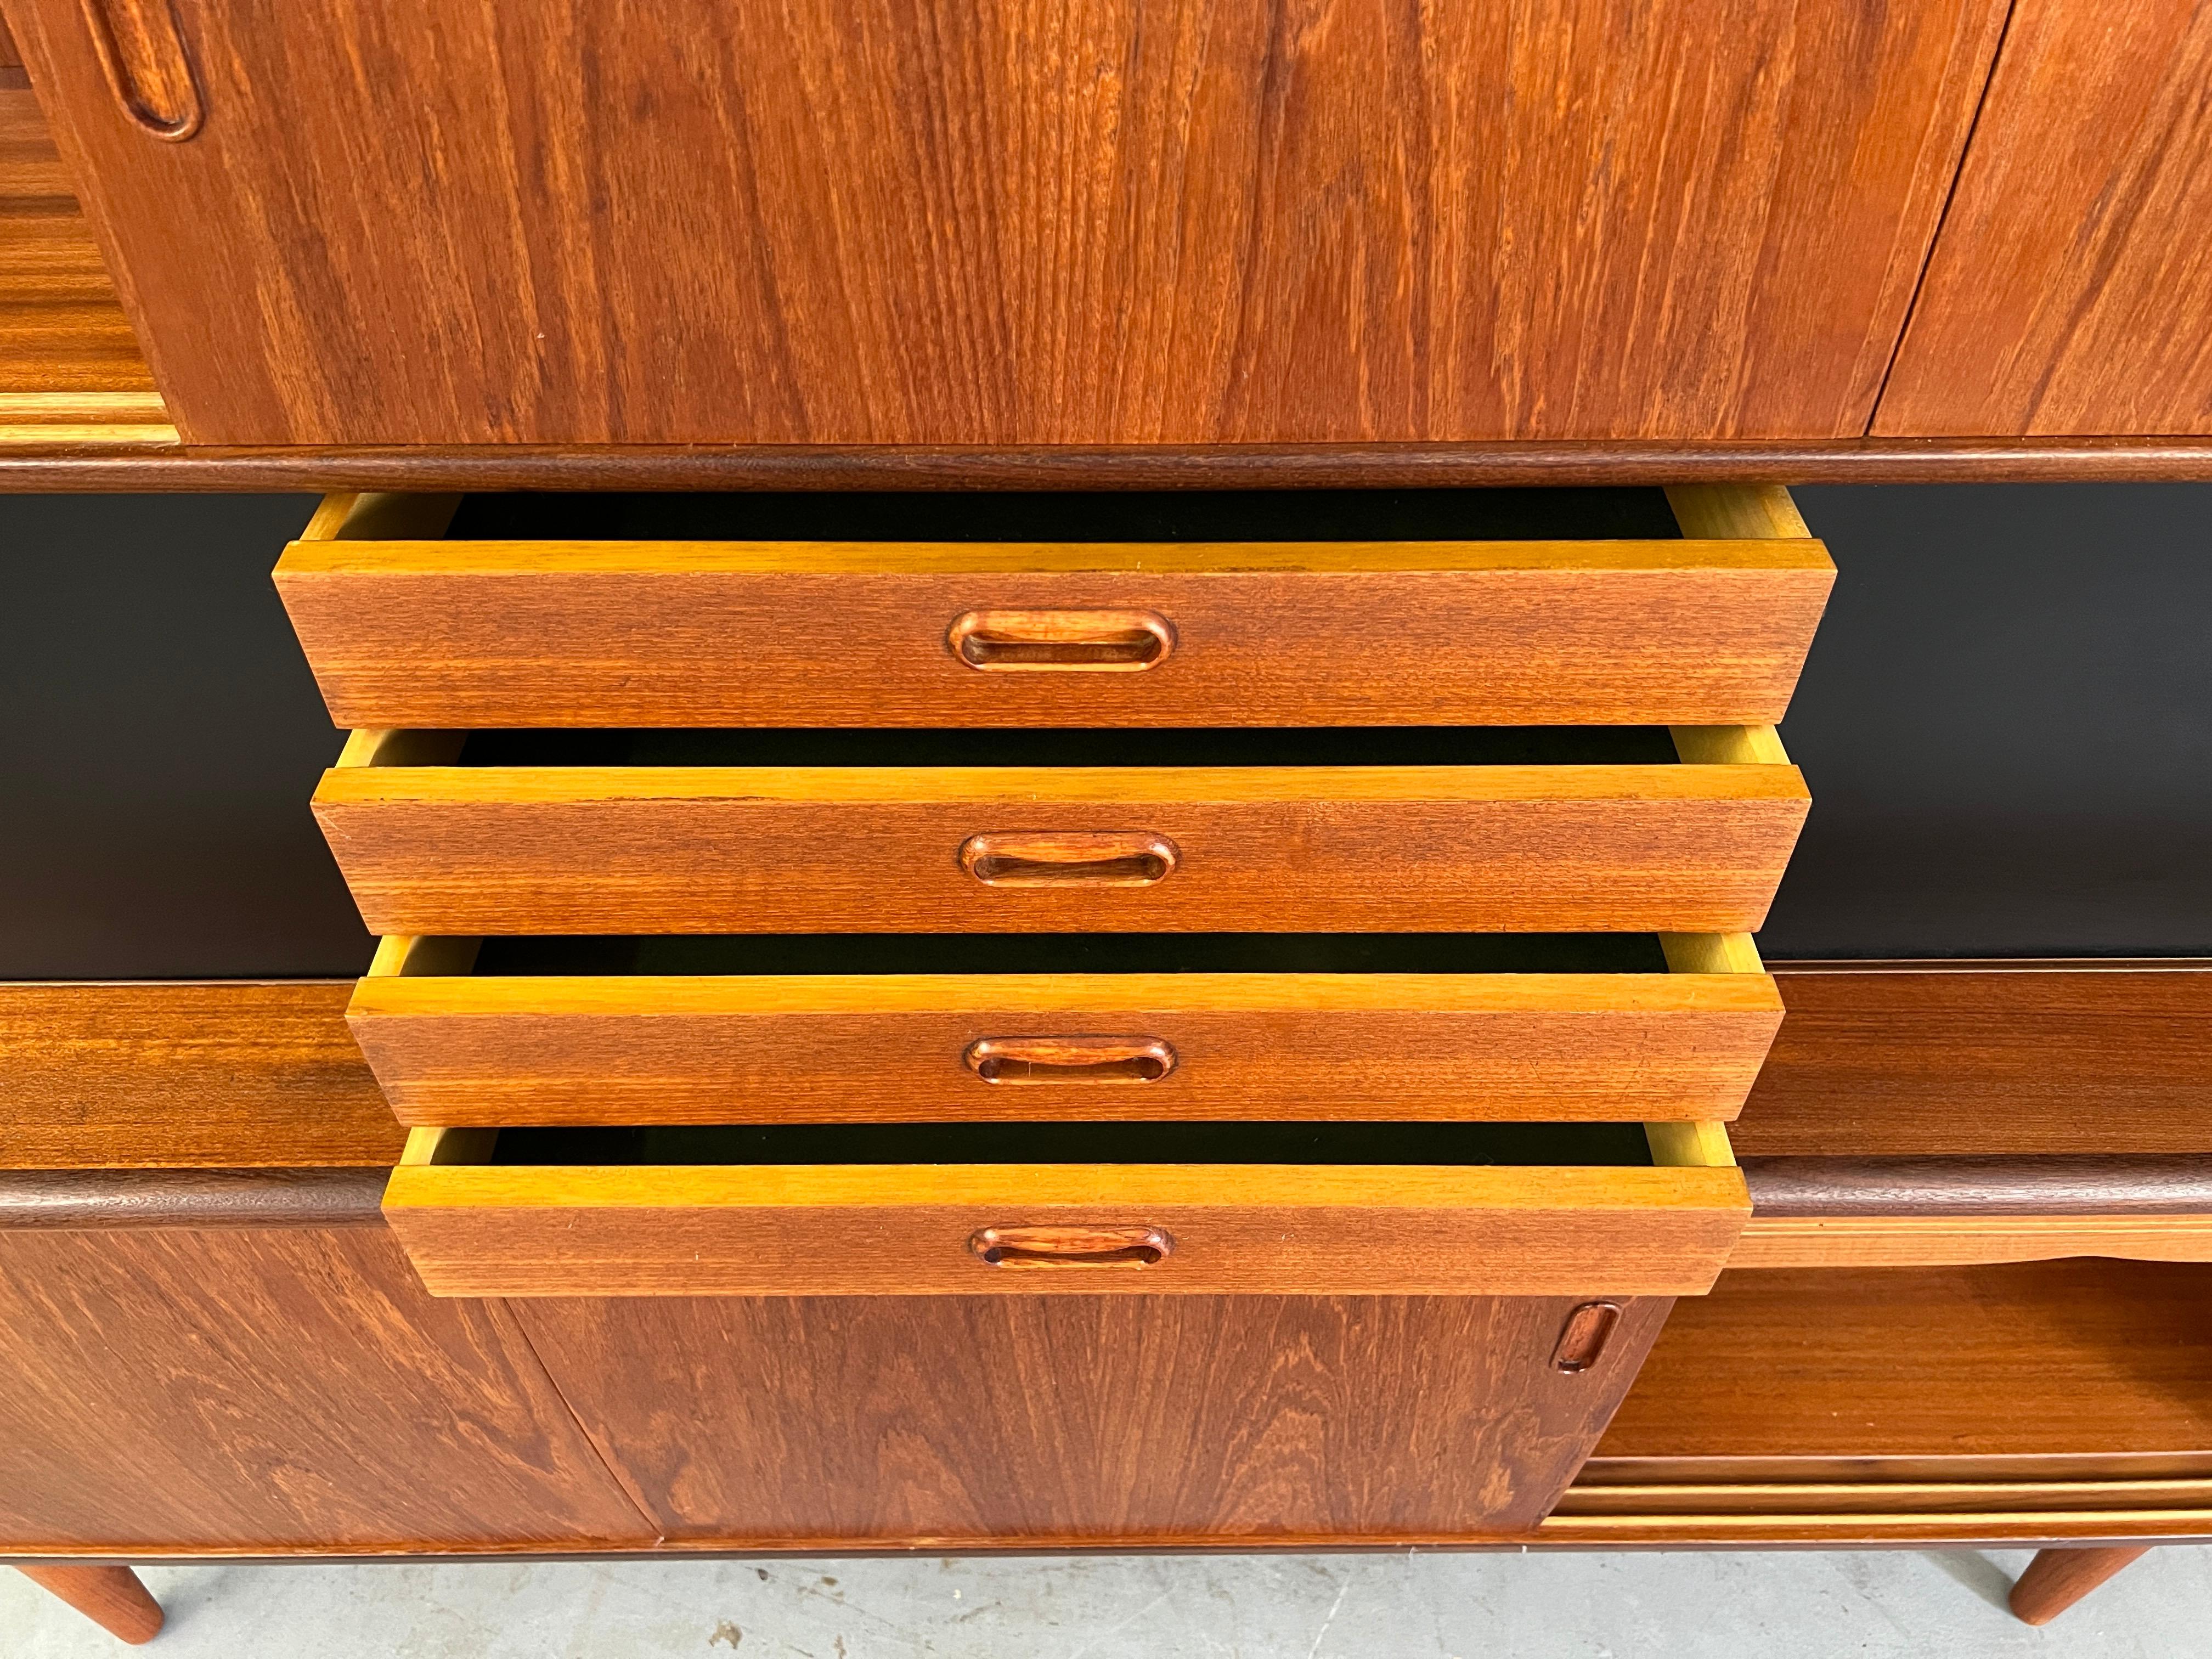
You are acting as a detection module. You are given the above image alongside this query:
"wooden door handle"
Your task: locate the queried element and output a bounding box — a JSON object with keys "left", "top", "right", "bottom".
{"left": 1551, "top": 1301, "right": 1622, "bottom": 1373}
{"left": 947, "top": 609, "right": 1174, "bottom": 671}
{"left": 970, "top": 1226, "right": 1175, "bottom": 1268}
{"left": 960, "top": 831, "right": 1178, "bottom": 887}
{"left": 964, "top": 1036, "right": 1177, "bottom": 1085}
{"left": 81, "top": 0, "right": 206, "bottom": 140}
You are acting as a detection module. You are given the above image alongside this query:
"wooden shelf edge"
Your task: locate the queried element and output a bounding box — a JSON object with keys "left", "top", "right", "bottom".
{"left": 3, "top": 437, "right": 2212, "bottom": 490}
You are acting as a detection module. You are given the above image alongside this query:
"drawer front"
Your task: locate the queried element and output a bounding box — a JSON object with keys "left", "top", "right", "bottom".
{"left": 314, "top": 757, "right": 1808, "bottom": 935}
{"left": 276, "top": 532, "right": 1834, "bottom": 731}
{"left": 381, "top": 1126, "right": 1748, "bottom": 1299}
{"left": 349, "top": 952, "right": 1783, "bottom": 1127}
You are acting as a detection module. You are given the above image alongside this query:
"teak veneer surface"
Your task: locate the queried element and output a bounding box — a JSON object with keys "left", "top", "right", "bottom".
{"left": 0, "top": 981, "right": 403, "bottom": 1169}
{"left": 9, "top": 0, "right": 2004, "bottom": 445}
{"left": 0, "top": 84, "right": 167, "bottom": 438}
{"left": 277, "top": 537, "right": 1835, "bottom": 730}
{"left": 0, "top": 1224, "right": 651, "bottom": 1550}
{"left": 1734, "top": 963, "right": 2212, "bottom": 1156}
{"left": 511, "top": 1294, "right": 1673, "bottom": 1542}
{"left": 313, "top": 763, "right": 1809, "bottom": 936}
{"left": 381, "top": 1156, "right": 1750, "bottom": 1299}
{"left": 349, "top": 968, "right": 1783, "bottom": 1126}
{"left": 1878, "top": 0, "right": 2212, "bottom": 436}
{"left": 1592, "top": 1261, "right": 2212, "bottom": 1476}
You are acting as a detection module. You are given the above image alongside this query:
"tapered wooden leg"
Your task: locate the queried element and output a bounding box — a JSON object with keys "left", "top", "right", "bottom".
{"left": 2007, "top": 1545, "right": 2152, "bottom": 1626}
{"left": 13, "top": 1565, "right": 165, "bottom": 1644}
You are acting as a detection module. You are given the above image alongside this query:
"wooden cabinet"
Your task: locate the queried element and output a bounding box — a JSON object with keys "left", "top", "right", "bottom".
{"left": 511, "top": 1293, "right": 1673, "bottom": 1543}
{"left": 1877, "top": 0, "right": 2212, "bottom": 436}
{"left": 0, "top": 1206, "right": 651, "bottom": 1550}
{"left": 10, "top": 0, "right": 2004, "bottom": 447}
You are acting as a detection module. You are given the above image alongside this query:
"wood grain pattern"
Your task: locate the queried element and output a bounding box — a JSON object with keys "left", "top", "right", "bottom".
{"left": 1592, "top": 1261, "right": 2212, "bottom": 1476}
{"left": 12, "top": 1565, "right": 162, "bottom": 1643}
{"left": 313, "top": 762, "right": 1809, "bottom": 935}
{"left": 9, "top": 0, "right": 2004, "bottom": 445}
{"left": 2008, "top": 1544, "right": 2153, "bottom": 1624}
{"left": 1735, "top": 963, "right": 2212, "bottom": 1156}
{"left": 1876, "top": 0, "right": 2212, "bottom": 436}
{"left": 0, "top": 981, "right": 404, "bottom": 1169}
{"left": 10, "top": 438, "right": 2212, "bottom": 490}
{"left": 0, "top": 83, "right": 168, "bottom": 439}
{"left": 277, "top": 535, "right": 1833, "bottom": 730}
{"left": 381, "top": 1159, "right": 1750, "bottom": 1299}
{"left": 0, "top": 1223, "right": 652, "bottom": 1550}
{"left": 1732, "top": 1215, "right": 2212, "bottom": 1268}
{"left": 348, "top": 968, "right": 1783, "bottom": 1126}
{"left": 513, "top": 1294, "right": 1674, "bottom": 1541}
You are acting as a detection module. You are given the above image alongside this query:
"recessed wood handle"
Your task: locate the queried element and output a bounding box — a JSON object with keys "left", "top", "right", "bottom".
{"left": 81, "top": 0, "right": 206, "bottom": 141}
{"left": 970, "top": 1226, "right": 1175, "bottom": 1268}
{"left": 964, "top": 1036, "right": 1177, "bottom": 1085}
{"left": 960, "top": 832, "right": 1179, "bottom": 887}
{"left": 948, "top": 609, "right": 1174, "bottom": 671}
{"left": 1551, "top": 1301, "right": 1622, "bottom": 1373}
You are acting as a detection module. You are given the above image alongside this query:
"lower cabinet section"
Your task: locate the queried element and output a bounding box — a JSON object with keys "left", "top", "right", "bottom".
{"left": 511, "top": 1294, "right": 1673, "bottom": 1543}
{"left": 0, "top": 1223, "right": 652, "bottom": 1551}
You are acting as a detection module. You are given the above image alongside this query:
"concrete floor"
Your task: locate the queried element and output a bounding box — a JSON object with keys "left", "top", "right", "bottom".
{"left": 4, "top": 1548, "right": 2207, "bottom": 1656}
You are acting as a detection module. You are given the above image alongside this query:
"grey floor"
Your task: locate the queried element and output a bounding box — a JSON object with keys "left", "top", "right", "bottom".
{"left": 4, "top": 1548, "right": 2208, "bottom": 1656}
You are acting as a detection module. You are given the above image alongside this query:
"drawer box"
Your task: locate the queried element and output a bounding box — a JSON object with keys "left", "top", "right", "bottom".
{"left": 382, "top": 1119, "right": 1747, "bottom": 1299}
{"left": 312, "top": 725, "right": 1807, "bottom": 935}
{"left": 349, "top": 932, "right": 1780, "bottom": 1126}
{"left": 275, "top": 487, "right": 1833, "bottom": 730}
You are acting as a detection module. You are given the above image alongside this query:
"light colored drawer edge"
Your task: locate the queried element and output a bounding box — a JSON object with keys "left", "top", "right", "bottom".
{"left": 1732, "top": 1213, "right": 2212, "bottom": 1269}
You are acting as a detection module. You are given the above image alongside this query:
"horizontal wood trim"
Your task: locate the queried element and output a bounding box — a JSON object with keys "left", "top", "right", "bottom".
{"left": 283, "top": 536, "right": 1835, "bottom": 575}
{"left": 381, "top": 1160, "right": 1750, "bottom": 1298}
{"left": 0, "top": 1168, "right": 388, "bottom": 1229}
{"left": 348, "top": 968, "right": 1781, "bottom": 1126}
{"left": 314, "top": 763, "right": 1808, "bottom": 935}
{"left": 1736, "top": 962, "right": 2212, "bottom": 1156}
{"left": 8, "top": 439, "right": 2212, "bottom": 490}
{"left": 1558, "top": 1478, "right": 2212, "bottom": 1517}
{"left": 1732, "top": 1214, "right": 2212, "bottom": 1269}
{"left": 277, "top": 537, "right": 1832, "bottom": 729}
{"left": 1744, "top": 1155, "right": 2212, "bottom": 1215}
{"left": 0, "top": 981, "right": 403, "bottom": 1170}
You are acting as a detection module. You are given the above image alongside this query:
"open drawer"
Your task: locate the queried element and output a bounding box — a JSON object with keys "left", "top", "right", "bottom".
{"left": 311, "top": 724, "right": 1807, "bottom": 935}
{"left": 382, "top": 1119, "right": 1748, "bottom": 1299}
{"left": 274, "top": 486, "right": 1833, "bottom": 730}
{"left": 349, "top": 932, "right": 1781, "bottom": 1126}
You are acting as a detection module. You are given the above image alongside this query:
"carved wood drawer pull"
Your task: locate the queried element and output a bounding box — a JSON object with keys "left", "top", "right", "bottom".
{"left": 948, "top": 609, "right": 1174, "bottom": 671}
{"left": 964, "top": 1036, "right": 1177, "bottom": 1085}
{"left": 960, "top": 831, "right": 1179, "bottom": 887}
{"left": 82, "top": 0, "right": 206, "bottom": 141}
{"left": 969, "top": 1226, "right": 1175, "bottom": 1269}
{"left": 1551, "top": 1301, "right": 1622, "bottom": 1373}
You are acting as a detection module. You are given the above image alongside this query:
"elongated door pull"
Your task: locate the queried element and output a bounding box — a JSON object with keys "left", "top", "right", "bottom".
{"left": 1551, "top": 1301, "right": 1622, "bottom": 1373}
{"left": 965, "top": 1036, "right": 1177, "bottom": 1085}
{"left": 948, "top": 609, "right": 1173, "bottom": 671}
{"left": 82, "top": 0, "right": 206, "bottom": 140}
{"left": 970, "top": 1226, "right": 1174, "bottom": 1268}
{"left": 960, "top": 831, "right": 1178, "bottom": 887}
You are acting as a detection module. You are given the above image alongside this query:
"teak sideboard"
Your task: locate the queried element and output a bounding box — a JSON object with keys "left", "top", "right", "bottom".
{"left": 2, "top": 0, "right": 2210, "bottom": 1644}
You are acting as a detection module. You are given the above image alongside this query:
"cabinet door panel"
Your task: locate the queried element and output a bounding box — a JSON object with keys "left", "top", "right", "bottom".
{"left": 0, "top": 1225, "right": 651, "bottom": 1550}
{"left": 14, "top": 0, "right": 2002, "bottom": 444}
{"left": 1875, "top": 0, "right": 2212, "bottom": 436}
{"left": 512, "top": 1294, "right": 1671, "bottom": 1542}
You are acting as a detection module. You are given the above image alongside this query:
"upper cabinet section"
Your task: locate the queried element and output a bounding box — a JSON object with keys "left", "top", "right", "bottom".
{"left": 10, "top": 0, "right": 2006, "bottom": 447}
{"left": 1877, "top": 0, "right": 2212, "bottom": 437}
